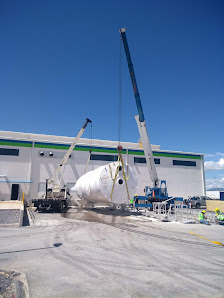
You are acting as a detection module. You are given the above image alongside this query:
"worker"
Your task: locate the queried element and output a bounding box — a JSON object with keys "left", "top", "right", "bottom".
{"left": 198, "top": 210, "right": 209, "bottom": 225}
{"left": 188, "top": 196, "right": 192, "bottom": 208}
{"left": 130, "top": 198, "right": 134, "bottom": 209}
{"left": 134, "top": 194, "right": 139, "bottom": 211}
{"left": 215, "top": 208, "right": 224, "bottom": 225}
{"left": 215, "top": 208, "right": 222, "bottom": 215}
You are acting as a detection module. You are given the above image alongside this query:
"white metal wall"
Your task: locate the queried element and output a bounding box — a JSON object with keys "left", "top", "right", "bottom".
{"left": 133, "top": 156, "right": 204, "bottom": 198}
{"left": 0, "top": 145, "right": 32, "bottom": 200}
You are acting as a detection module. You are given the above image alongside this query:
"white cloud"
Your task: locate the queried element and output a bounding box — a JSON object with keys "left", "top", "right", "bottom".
{"left": 204, "top": 152, "right": 224, "bottom": 160}
{"left": 205, "top": 153, "right": 216, "bottom": 158}
{"left": 206, "top": 183, "right": 214, "bottom": 189}
{"left": 205, "top": 176, "right": 224, "bottom": 190}
{"left": 217, "top": 152, "right": 224, "bottom": 157}
{"left": 204, "top": 158, "right": 224, "bottom": 171}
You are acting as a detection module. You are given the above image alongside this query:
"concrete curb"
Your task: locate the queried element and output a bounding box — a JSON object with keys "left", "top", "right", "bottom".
{"left": 0, "top": 270, "right": 30, "bottom": 298}
{"left": 0, "top": 201, "right": 23, "bottom": 227}
{"left": 12, "top": 271, "right": 30, "bottom": 298}
{"left": 26, "top": 207, "right": 35, "bottom": 226}
{"left": 19, "top": 204, "right": 24, "bottom": 227}
{"left": 0, "top": 223, "right": 19, "bottom": 227}
{"left": 0, "top": 201, "right": 22, "bottom": 210}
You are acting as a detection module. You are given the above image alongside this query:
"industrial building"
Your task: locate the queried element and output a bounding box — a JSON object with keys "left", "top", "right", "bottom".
{"left": 0, "top": 130, "right": 206, "bottom": 203}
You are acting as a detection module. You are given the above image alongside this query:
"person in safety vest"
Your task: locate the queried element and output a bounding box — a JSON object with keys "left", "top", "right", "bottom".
{"left": 215, "top": 208, "right": 224, "bottom": 225}
{"left": 198, "top": 210, "right": 209, "bottom": 225}
{"left": 215, "top": 208, "right": 222, "bottom": 215}
{"left": 130, "top": 198, "right": 134, "bottom": 209}
{"left": 134, "top": 194, "right": 139, "bottom": 211}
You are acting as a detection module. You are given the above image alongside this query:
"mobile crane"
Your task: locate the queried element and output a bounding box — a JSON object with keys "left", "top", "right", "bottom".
{"left": 32, "top": 118, "right": 92, "bottom": 212}
{"left": 119, "top": 28, "right": 171, "bottom": 206}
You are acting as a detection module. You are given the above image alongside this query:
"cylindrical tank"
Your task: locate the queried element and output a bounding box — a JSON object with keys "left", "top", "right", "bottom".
{"left": 71, "top": 161, "right": 137, "bottom": 204}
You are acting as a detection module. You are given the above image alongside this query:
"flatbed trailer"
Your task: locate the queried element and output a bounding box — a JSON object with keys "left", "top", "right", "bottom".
{"left": 32, "top": 197, "right": 67, "bottom": 212}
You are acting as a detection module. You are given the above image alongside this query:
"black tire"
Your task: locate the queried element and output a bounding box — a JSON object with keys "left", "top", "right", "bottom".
{"left": 59, "top": 202, "right": 63, "bottom": 213}
{"left": 196, "top": 203, "right": 200, "bottom": 209}
{"left": 55, "top": 202, "right": 62, "bottom": 213}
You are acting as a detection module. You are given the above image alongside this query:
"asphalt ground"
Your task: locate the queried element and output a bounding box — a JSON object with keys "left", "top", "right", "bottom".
{"left": 0, "top": 208, "right": 224, "bottom": 298}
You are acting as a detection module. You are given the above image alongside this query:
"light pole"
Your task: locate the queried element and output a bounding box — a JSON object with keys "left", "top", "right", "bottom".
{"left": 214, "top": 176, "right": 218, "bottom": 191}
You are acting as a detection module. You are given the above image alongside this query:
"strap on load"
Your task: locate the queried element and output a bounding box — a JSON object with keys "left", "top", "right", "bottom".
{"left": 110, "top": 151, "right": 130, "bottom": 202}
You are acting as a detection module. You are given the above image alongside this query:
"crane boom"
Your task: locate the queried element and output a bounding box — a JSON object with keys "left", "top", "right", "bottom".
{"left": 33, "top": 118, "right": 92, "bottom": 212}
{"left": 48, "top": 118, "right": 92, "bottom": 185}
{"left": 119, "top": 27, "right": 159, "bottom": 187}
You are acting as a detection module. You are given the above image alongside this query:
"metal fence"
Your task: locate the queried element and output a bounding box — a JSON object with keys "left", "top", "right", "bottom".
{"left": 146, "top": 202, "right": 216, "bottom": 223}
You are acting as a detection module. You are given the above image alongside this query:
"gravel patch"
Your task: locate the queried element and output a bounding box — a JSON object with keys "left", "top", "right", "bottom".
{"left": 0, "top": 270, "right": 15, "bottom": 298}
{"left": 0, "top": 270, "right": 27, "bottom": 298}
{"left": 0, "top": 210, "right": 20, "bottom": 224}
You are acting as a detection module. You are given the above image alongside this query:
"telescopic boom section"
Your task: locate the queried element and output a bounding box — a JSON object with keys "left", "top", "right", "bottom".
{"left": 119, "top": 27, "right": 159, "bottom": 187}
{"left": 119, "top": 28, "right": 145, "bottom": 122}
{"left": 48, "top": 118, "right": 92, "bottom": 185}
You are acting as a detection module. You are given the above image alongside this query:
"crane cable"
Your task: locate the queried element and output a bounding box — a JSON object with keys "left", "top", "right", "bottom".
{"left": 83, "top": 121, "right": 93, "bottom": 174}
{"left": 108, "top": 38, "right": 131, "bottom": 202}
{"left": 118, "top": 37, "right": 122, "bottom": 145}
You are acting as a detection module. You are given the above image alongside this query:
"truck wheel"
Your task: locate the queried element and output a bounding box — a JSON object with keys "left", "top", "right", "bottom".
{"left": 196, "top": 203, "right": 200, "bottom": 209}
{"left": 59, "top": 202, "right": 63, "bottom": 213}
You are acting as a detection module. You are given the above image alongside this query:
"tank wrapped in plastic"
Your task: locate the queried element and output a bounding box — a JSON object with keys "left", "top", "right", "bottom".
{"left": 71, "top": 161, "right": 137, "bottom": 204}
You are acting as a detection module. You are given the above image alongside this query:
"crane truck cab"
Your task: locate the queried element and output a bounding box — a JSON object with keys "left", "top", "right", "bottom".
{"left": 145, "top": 180, "right": 170, "bottom": 203}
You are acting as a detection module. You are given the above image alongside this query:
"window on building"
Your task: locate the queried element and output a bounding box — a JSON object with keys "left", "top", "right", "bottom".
{"left": 0, "top": 148, "right": 19, "bottom": 156}
{"left": 134, "top": 157, "right": 160, "bottom": 164}
{"left": 173, "top": 160, "right": 196, "bottom": 167}
{"left": 90, "top": 154, "right": 118, "bottom": 162}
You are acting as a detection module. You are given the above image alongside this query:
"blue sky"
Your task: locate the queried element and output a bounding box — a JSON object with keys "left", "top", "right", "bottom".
{"left": 1, "top": 0, "right": 223, "bottom": 189}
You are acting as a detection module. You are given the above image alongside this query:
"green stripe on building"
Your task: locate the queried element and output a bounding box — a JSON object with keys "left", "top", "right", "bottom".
{"left": 34, "top": 143, "right": 69, "bottom": 150}
{"left": 0, "top": 141, "right": 32, "bottom": 148}
{"left": 153, "top": 153, "right": 201, "bottom": 159}
{"left": 128, "top": 150, "right": 201, "bottom": 159}
{"left": 1, "top": 140, "right": 201, "bottom": 160}
{"left": 85, "top": 147, "right": 126, "bottom": 154}
{"left": 34, "top": 144, "right": 126, "bottom": 154}
{"left": 128, "top": 150, "right": 144, "bottom": 156}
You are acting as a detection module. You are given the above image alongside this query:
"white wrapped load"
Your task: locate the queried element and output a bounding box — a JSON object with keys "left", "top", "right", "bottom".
{"left": 71, "top": 161, "right": 137, "bottom": 204}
